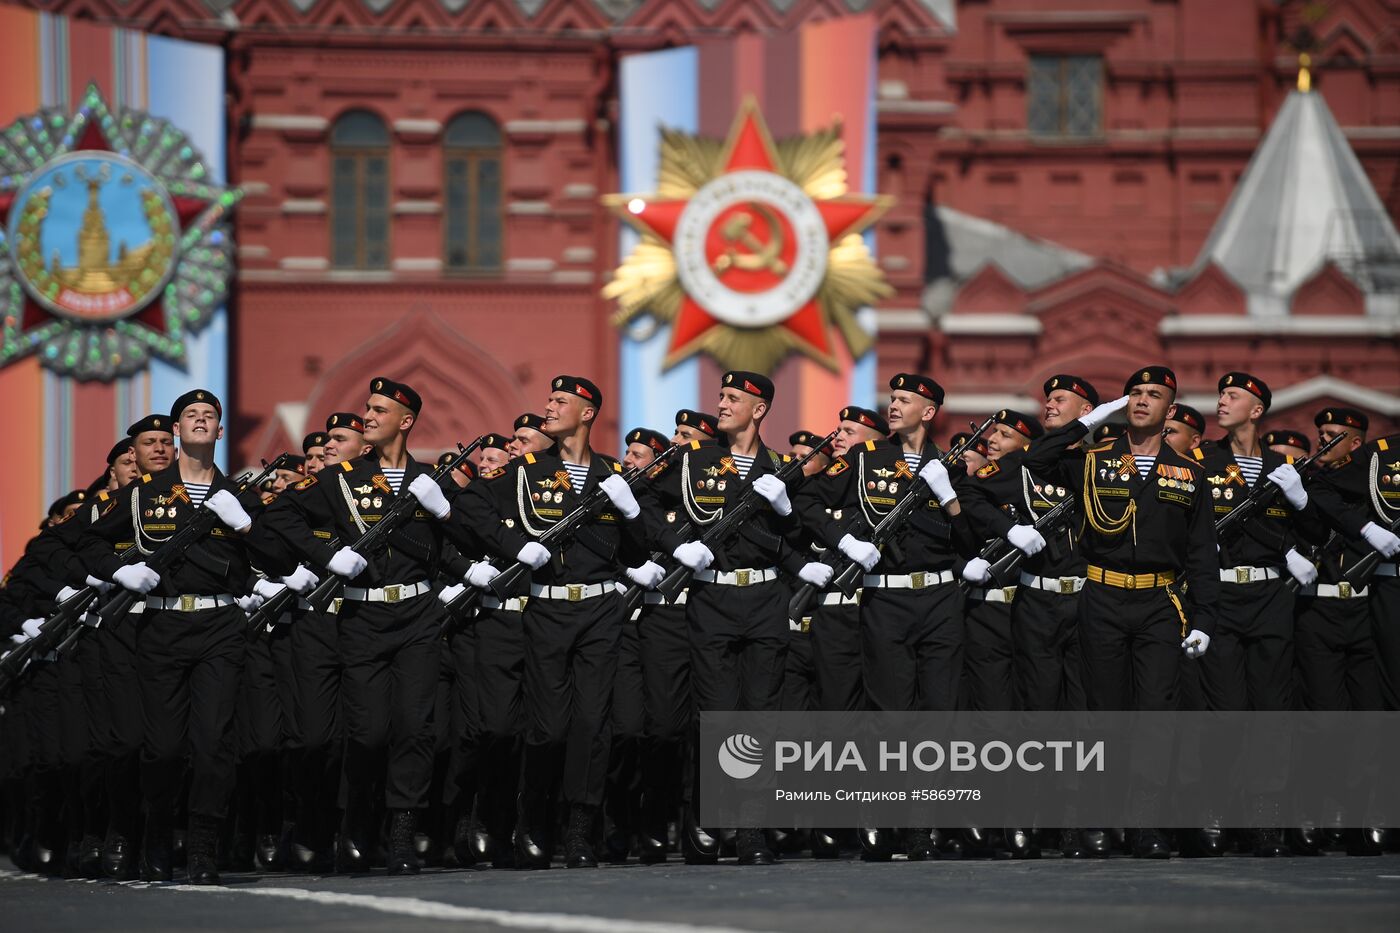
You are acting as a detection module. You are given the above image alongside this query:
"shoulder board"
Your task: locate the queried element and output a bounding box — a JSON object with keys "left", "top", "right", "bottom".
{"left": 482, "top": 466, "right": 507, "bottom": 479}
{"left": 293, "top": 475, "right": 317, "bottom": 490}
{"left": 1086, "top": 442, "right": 1114, "bottom": 454}
{"left": 781, "top": 453, "right": 793, "bottom": 463}
{"left": 612, "top": 460, "right": 622, "bottom": 472}
{"left": 524, "top": 453, "right": 536, "bottom": 465}
{"left": 339, "top": 461, "right": 354, "bottom": 472}
{"left": 976, "top": 461, "right": 1000, "bottom": 478}
{"left": 864, "top": 440, "right": 877, "bottom": 451}
{"left": 689, "top": 439, "right": 702, "bottom": 450}
{"left": 825, "top": 459, "right": 850, "bottom": 477}
{"left": 1379, "top": 438, "right": 1390, "bottom": 452}
{"left": 140, "top": 473, "right": 153, "bottom": 483}
{"left": 97, "top": 491, "right": 110, "bottom": 502}
{"left": 1191, "top": 447, "right": 1205, "bottom": 461}
{"left": 1285, "top": 455, "right": 1295, "bottom": 464}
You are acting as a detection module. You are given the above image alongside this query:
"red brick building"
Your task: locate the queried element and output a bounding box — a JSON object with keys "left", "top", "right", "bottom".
{"left": 13, "top": 0, "right": 1400, "bottom": 456}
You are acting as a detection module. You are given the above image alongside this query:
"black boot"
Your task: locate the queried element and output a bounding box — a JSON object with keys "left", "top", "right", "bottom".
{"left": 186, "top": 814, "right": 221, "bottom": 885}
{"left": 76, "top": 833, "right": 104, "bottom": 879}
{"left": 564, "top": 805, "right": 599, "bottom": 869}
{"left": 140, "top": 811, "right": 174, "bottom": 882}
{"left": 254, "top": 833, "right": 284, "bottom": 872}
{"left": 451, "top": 813, "right": 478, "bottom": 868}
{"left": 1346, "top": 827, "right": 1385, "bottom": 857}
{"left": 1251, "top": 828, "right": 1291, "bottom": 858}
{"left": 1058, "top": 829, "right": 1089, "bottom": 859}
{"left": 1079, "top": 828, "right": 1112, "bottom": 858}
{"left": 1287, "top": 826, "right": 1323, "bottom": 856}
{"left": 810, "top": 829, "right": 841, "bottom": 860}
{"left": 102, "top": 829, "right": 138, "bottom": 880}
{"left": 636, "top": 794, "right": 668, "bottom": 865}
{"left": 335, "top": 796, "right": 373, "bottom": 873}
{"left": 1178, "top": 827, "right": 1225, "bottom": 858}
{"left": 680, "top": 807, "right": 719, "bottom": 865}
{"left": 386, "top": 810, "right": 420, "bottom": 875}
{"left": 904, "top": 828, "right": 940, "bottom": 861}
{"left": 1004, "top": 828, "right": 1040, "bottom": 859}
{"left": 1130, "top": 828, "right": 1171, "bottom": 859}
{"left": 735, "top": 828, "right": 775, "bottom": 865}
{"left": 858, "top": 827, "right": 895, "bottom": 862}
{"left": 513, "top": 793, "right": 551, "bottom": 870}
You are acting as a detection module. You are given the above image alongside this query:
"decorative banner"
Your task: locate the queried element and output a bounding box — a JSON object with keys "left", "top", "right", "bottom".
{"left": 0, "top": 83, "right": 240, "bottom": 380}
{"left": 605, "top": 96, "right": 890, "bottom": 375}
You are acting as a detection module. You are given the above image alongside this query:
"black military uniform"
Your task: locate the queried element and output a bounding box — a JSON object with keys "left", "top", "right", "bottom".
{"left": 1359, "top": 434, "right": 1400, "bottom": 710}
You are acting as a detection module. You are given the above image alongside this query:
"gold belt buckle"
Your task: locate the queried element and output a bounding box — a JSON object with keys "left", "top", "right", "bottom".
{"left": 384, "top": 584, "right": 401, "bottom": 603}
{"left": 1004, "top": 586, "right": 1017, "bottom": 603}
{"left": 1059, "top": 577, "right": 1075, "bottom": 594}
{"left": 1124, "top": 573, "right": 1136, "bottom": 590}
{"left": 1338, "top": 582, "right": 1352, "bottom": 599}
{"left": 800, "top": 617, "right": 811, "bottom": 634}
{"left": 567, "top": 584, "right": 583, "bottom": 602}
{"left": 735, "top": 570, "right": 750, "bottom": 587}
{"left": 1236, "top": 567, "right": 1251, "bottom": 584}
{"left": 911, "top": 571, "right": 926, "bottom": 590}
{"left": 332, "top": 598, "right": 343, "bottom": 614}
{"left": 180, "top": 595, "right": 196, "bottom": 612}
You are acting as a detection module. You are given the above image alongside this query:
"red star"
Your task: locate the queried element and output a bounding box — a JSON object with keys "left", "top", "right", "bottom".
{"left": 615, "top": 99, "right": 887, "bottom": 367}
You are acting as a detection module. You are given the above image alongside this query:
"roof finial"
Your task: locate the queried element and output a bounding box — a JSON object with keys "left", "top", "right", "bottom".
{"left": 1298, "top": 53, "right": 1312, "bottom": 93}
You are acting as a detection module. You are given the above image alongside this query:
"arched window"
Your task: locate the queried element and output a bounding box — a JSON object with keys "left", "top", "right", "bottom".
{"left": 443, "top": 112, "right": 502, "bottom": 273}
{"left": 330, "top": 110, "right": 390, "bottom": 269}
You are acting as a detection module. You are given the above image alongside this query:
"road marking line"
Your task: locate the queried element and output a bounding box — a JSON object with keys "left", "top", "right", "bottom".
{"left": 162, "top": 885, "right": 776, "bottom": 933}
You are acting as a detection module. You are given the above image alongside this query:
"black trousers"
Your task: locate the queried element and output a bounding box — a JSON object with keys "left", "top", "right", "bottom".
{"left": 1076, "top": 582, "right": 1182, "bottom": 711}
{"left": 97, "top": 612, "right": 144, "bottom": 837}
{"left": 1295, "top": 594, "right": 1380, "bottom": 711}
{"left": 1371, "top": 577, "right": 1400, "bottom": 711}
{"left": 520, "top": 592, "right": 623, "bottom": 809}
{"left": 687, "top": 579, "right": 789, "bottom": 714}
{"left": 1196, "top": 578, "right": 1295, "bottom": 711}
{"left": 136, "top": 605, "right": 245, "bottom": 819}
{"left": 473, "top": 605, "right": 525, "bottom": 837}
{"left": 637, "top": 602, "right": 690, "bottom": 811}
{"left": 606, "top": 619, "right": 645, "bottom": 831}
{"left": 781, "top": 627, "right": 816, "bottom": 712}
{"left": 445, "top": 619, "right": 483, "bottom": 809}
{"left": 1011, "top": 587, "right": 1084, "bottom": 711}
{"left": 860, "top": 584, "right": 964, "bottom": 712}
{"left": 337, "top": 596, "right": 440, "bottom": 811}
{"left": 290, "top": 608, "right": 341, "bottom": 845}
{"left": 810, "top": 602, "right": 863, "bottom": 711}
{"left": 964, "top": 594, "right": 1016, "bottom": 711}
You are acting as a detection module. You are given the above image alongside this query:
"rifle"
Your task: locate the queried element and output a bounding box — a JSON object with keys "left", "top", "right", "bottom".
{"left": 655, "top": 429, "right": 841, "bottom": 605}
{"left": 789, "top": 417, "right": 996, "bottom": 620}
{"left": 1216, "top": 431, "right": 1344, "bottom": 542}
{"left": 94, "top": 455, "right": 294, "bottom": 626}
{"left": 1343, "top": 514, "right": 1400, "bottom": 587}
{"left": 0, "top": 587, "right": 99, "bottom": 694}
{"left": 960, "top": 492, "right": 1080, "bottom": 593}
{"left": 303, "top": 441, "right": 478, "bottom": 614}
{"left": 244, "top": 538, "right": 339, "bottom": 636}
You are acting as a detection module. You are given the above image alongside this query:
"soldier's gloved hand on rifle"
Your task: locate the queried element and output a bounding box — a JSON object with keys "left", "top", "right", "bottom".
{"left": 14, "top": 618, "right": 45, "bottom": 644}
{"left": 205, "top": 489, "right": 253, "bottom": 532}
{"left": 1266, "top": 463, "right": 1309, "bottom": 510}
{"left": 625, "top": 561, "right": 665, "bottom": 589}
{"left": 57, "top": 585, "right": 82, "bottom": 604}
{"left": 281, "top": 565, "right": 319, "bottom": 595}
{"left": 254, "top": 578, "right": 287, "bottom": 602}
{"left": 752, "top": 474, "right": 793, "bottom": 516}
{"left": 236, "top": 593, "right": 265, "bottom": 614}
{"left": 1360, "top": 521, "right": 1400, "bottom": 558}
{"left": 672, "top": 540, "right": 714, "bottom": 573}
{"left": 516, "top": 542, "right": 551, "bottom": 570}
{"left": 917, "top": 460, "right": 957, "bottom": 506}
{"left": 407, "top": 474, "right": 452, "bottom": 520}
{"left": 1077, "top": 394, "right": 1130, "bottom": 430}
{"left": 326, "top": 547, "right": 368, "bottom": 579}
{"left": 1181, "top": 629, "right": 1211, "bottom": 659}
{"left": 438, "top": 583, "right": 467, "bottom": 606}
{"left": 798, "top": 562, "right": 834, "bottom": 588}
{"left": 600, "top": 475, "right": 642, "bottom": 520}
{"left": 112, "top": 562, "right": 160, "bottom": 595}
{"left": 838, "top": 534, "right": 880, "bottom": 572}
{"left": 466, "top": 561, "right": 500, "bottom": 588}
{"left": 1284, "top": 548, "right": 1318, "bottom": 587}
{"left": 961, "top": 558, "right": 992, "bottom": 584}
{"left": 1006, "top": 524, "right": 1047, "bottom": 556}
{"left": 85, "top": 574, "right": 112, "bottom": 594}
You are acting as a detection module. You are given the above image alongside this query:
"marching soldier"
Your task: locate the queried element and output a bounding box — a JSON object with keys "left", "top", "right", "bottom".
{"left": 1164, "top": 404, "right": 1206, "bottom": 457}
{"left": 507, "top": 413, "right": 551, "bottom": 459}
{"left": 303, "top": 430, "right": 329, "bottom": 474}
{"left": 1264, "top": 429, "right": 1311, "bottom": 461}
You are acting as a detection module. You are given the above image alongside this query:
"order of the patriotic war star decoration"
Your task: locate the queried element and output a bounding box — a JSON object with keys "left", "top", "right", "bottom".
{"left": 0, "top": 83, "right": 241, "bottom": 380}
{"left": 604, "top": 97, "right": 892, "bottom": 374}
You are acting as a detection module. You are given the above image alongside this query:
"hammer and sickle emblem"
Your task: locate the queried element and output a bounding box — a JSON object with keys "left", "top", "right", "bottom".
{"left": 712, "top": 202, "right": 788, "bottom": 277}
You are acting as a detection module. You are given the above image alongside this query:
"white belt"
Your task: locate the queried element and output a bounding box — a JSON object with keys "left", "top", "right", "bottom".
{"left": 1017, "top": 572, "right": 1086, "bottom": 594}
{"left": 481, "top": 595, "right": 528, "bottom": 612}
{"left": 528, "top": 582, "right": 617, "bottom": 601}
{"left": 862, "top": 570, "right": 954, "bottom": 590}
{"left": 820, "top": 591, "right": 860, "bottom": 606}
{"left": 342, "top": 581, "right": 431, "bottom": 603}
{"left": 126, "top": 601, "right": 147, "bottom": 614}
{"left": 296, "top": 597, "right": 341, "bottom": 614}
{"left": 1373, "top": 563, "right": 1399, "bottom": 578}
{"left": 789, "top": 617, "right": 811, "bottom": 633}
{"left": 693, "top": 567, "right": 778, "bottom": 586}
{"left": 967, "top": 585, "right": 1017, "bottom": 604}
{"left": 144, "top": 594, "right": 237, "bottom": 612}
{"left": 1219, "top": 566, "right": 1282, "bottom": 584}
{"left": 642, "top": 591, "right": 687, "bottom": 606}
{"left": 1302, "top": 582, "right": 1369, "bottom": 600}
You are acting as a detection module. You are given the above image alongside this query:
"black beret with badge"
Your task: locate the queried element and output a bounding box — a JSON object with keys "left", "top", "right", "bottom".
{"left": 992, "top": 408, "right": 1044, "bottom": 440}
{"left": 106, "top": 438, "right": 133, "bottom": 465}
{"left": 303, "top": 431, "right": 328, "bottom": 453}
{"left": 1123, "top": 366, "right": 1177, "bottom": 394}
{"left": 1043, "top": 374, "right": 1100, "bottom": 407}
{"left": 626, "top": 427, "right": 670, "bottom": 455}
{"left": 1169, "top": 404, "right": 1206, "bottom": 434}
{"left": 1315, "top": 407, "right": 1369, "bottom": 431}
{"left": 438, "top": 451, "right": 478, "bottom": 478}
{"left": 949, "top": 431, "right": 990, "bottom": 457}
{"left": 169, "top": 389, "right": 222, "bottom": 423}
{"left": 514, "top": 412, "right": 548, "bottom": 433}
{"left": 889, "top": 372, "right": 944, "bottom": 405}
{"left": 127, "top": 413, "right": 172, "bottom": 437}
{"left": 1262, "top": 429, "right": 1311, "bottom": 453}
{"left": 1092, "top": 423, "right": 1124, "bottom": 444}
{"left": 479, "top": 433, "right": 511, "bottom": 451}
{"left": 676, "top": 409, "right": 721, "bottom": 438}
{"left": 326, "top": 412, "right": 366, "bottom": 433}
{"left": 839, "top": 405, "right": 890, "bottom": 436}
{"left": 369, "top": 377, "right": 422, "bottom": 415}
{"left": 1219, "top": 371, "right": 1272, "bottom": 410}
{"left": 722, "top": 370, "right": 774, "bottom": 403}
{"left": 551, "top": 375, "right": 603, "bottom": 410}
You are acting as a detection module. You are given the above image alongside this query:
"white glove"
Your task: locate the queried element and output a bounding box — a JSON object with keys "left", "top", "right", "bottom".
{"left": 838, "top": 534, "right": 881, "bottom": 572}
{"left": 752, "top": 474, "right": 793, "bottom": 517}
{"left": 516, "top": 542, "right": 551, "bottom": 570}
{"left": 599, "top": 474, "right": 641, "bottom": 520}
{"left": 1266, "top": 463, "right": 1308, "bottom": 510}
{"left": 1361, "top": 522, "right": 1400, "bottom": 558}
{"left": 625, "top": 560, "right": 666, "bottom": 589}
{"left": 57, "top": 586, "right": 81, "bottom": 604}
{"left": 1182, "top": 629, "right": 1211, "bottom": 659}
{"left": 327, "top": 546, "right": 368, "bottom": 579}
{"left": 281, "top": 565, "right": 319, "bottom": 595}
{"left": 466, "top": 561, "right": 500, "bottom": 589}
{"left": 253, "top": 578, "right": 286, "bottom": 601}
{"left": 439, "top": 582, "right": 467, "bottom": 606}
{"left": 85, "top": 574, "right": 112, "bottom": 594}
{"left": 407, "top": 474, "right": 451, "bottom": 520}
{"left": 918, "top": 459, "right": 956, "bottom": 507}
{"left": 672, "top": 540, "right": 715, "bottom": 573}
{"left": 112, "top": 562, "right": 160, "bottom": 595}
{"left": 22, "top": 618, "right": 44, "bottom": 640}
{"left": 1284, "top": 548, "right": 1317, "bottom": 587}
{"left": 236, "top": 593, "right": 265, "bottom": 613}
{"left": 10, "top": 633, "right": 30, "bottom": 646}
{"left": 1006, "top": 525, "right": 1047, "bottom": 556}
{"left": 798, "top": 562, "right": 834, "bottom": 588}
{"left": 204, "top": 489, "right": 253, "bottom": 532}
{"left": 961, "top": 558, "right": 992, "bottom": 584}
{"left": 1077, "top": 394, "right": 1130, "bottom": 430}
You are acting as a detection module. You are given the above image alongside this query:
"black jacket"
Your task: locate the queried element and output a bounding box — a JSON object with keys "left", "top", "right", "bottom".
{"left": 1190, "top": 438, "right": 1324, "bottom": 569}
{"left": 956, "top": 446, "right": 1085, "bottom": 578}
{"left": 1307, "top": 434, "right": 1400, "bottom": 585}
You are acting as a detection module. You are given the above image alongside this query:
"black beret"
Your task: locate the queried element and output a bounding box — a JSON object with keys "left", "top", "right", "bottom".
{"left": 722, "top": 370, "right": 774, "bottom": 403}
{"left": 949, "top": 431, "right": 990, "bottom": 457}
{"left": 170, "top": 389, "right": 222, "bottom": 423}
{"left": 302, "top": 432, "right": 328, "bottom": 453}
{"left": 106, "top": 439, "right": 133, "bottom": 466}
{"left": 551, "top": 375, "right": 603, "bottom": 409}
{"left": 438, "top": 451, "right": 478, "bottom": 478}
{"left": 1262, "top": 429, "right": 1311, "bottom": 453}
{"left": 48, "top": 489, "right": 87, "bottom": 517}
{"left": 127, "top": 413, "right": 172, "bottom": 437}
{"left": 369, "top": 376, "right": 422, "bottom": 415}
{"left": 1093, "top": 423, "right": 1125, "bottom": 444}
{"left": 1123, "top": 366, "right": 1177, "bottom": 394}
{"left": 992, "top": 409, "right": 1044, "bottom": 440}
{"left": 625, "top": 427, "right": 670, "bottom": 455}
{"left": 789, "top": 430, "right": 821, "bottom": 448}
{"left": 1169, "top": 404, "right": 1206, "bottom": 434}
{"left": 839, "top": 405, "right": 890, "bottom": 435}
{"left": 326, "top": 412, "right": 366, "bottom": 434}
{"left": 514, "top": 413, "right": 548, "bottom": 433}
{"left": 1315, "top": 407, "right": 1368, "bottom": 431}
{"left": 676, "top": 409, "right": 721, "bottom": 437}
{"left": 284, "top": 455, "right": 306, "bottom": 471}
{"left": 889, "top": 372, "right": 944, "bottom": 405}
{"left": 1043, "top": 374, "right": 1099, "bottom": 407}
{"left": 1219, "top": 372, "right": 1271, "bottom": 410}
{"left": 479, "top": 433, "right": 511, "bottom": 451}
